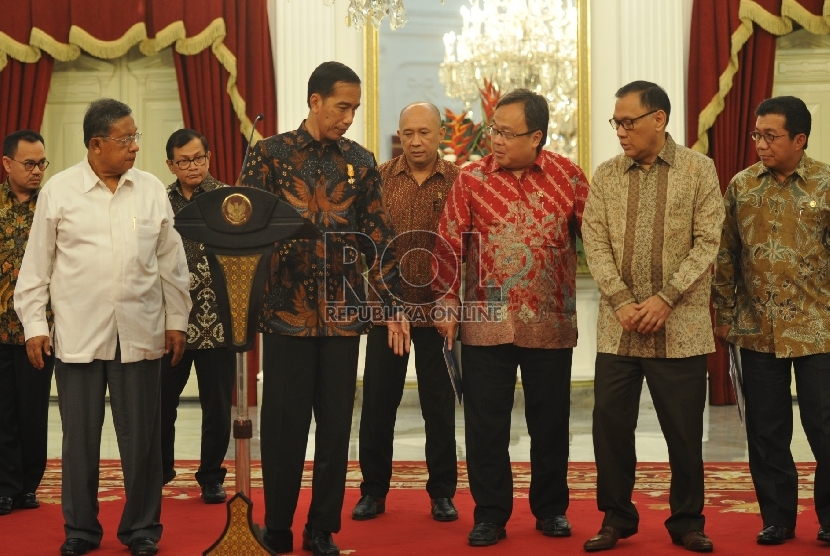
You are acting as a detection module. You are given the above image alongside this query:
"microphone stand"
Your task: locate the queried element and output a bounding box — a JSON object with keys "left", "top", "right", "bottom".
{"left": 236, "top": 113, "right": 265, "bottom": 185}
{"left": 232, "top": 112, "right": 263, "bottom": 500}
{"left": 204, "top": 113, "right": 278, "bottom": 555}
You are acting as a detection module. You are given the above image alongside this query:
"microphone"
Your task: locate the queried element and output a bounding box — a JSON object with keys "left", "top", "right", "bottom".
{"left": 236, "top": 113, "right": 265, "bottom": 185}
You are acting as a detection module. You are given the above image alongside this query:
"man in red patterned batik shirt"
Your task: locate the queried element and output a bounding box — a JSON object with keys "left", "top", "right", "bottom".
{"left": 433, "top": 88, "right": 589, "bottom": 547}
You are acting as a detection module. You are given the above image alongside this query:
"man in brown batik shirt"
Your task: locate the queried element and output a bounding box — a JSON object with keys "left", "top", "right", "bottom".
{"left": 713, "top": 96, "right": 830, "bottom": 546}
{"left": 352, "top": 103, "right": 460, "bottom": 524}
{"left": 0, "top": 130, "right": 53, "bottom": 516}
{"left": 161, "top": 128, "right": 234, "bottom": 505}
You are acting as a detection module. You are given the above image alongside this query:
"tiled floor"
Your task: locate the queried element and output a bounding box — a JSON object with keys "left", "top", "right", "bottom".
{"left": 45, "top": 381, "right": 815, "bottom": 464}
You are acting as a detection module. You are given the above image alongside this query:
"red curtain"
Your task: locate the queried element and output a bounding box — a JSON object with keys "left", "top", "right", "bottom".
{"left": 0, "top": 0, "right": 54, "bottom": 182}
{"left": 0, "top": 0, "right": 276, "bottom": 188}
{"left": 687, "top": 0, "right": 826, "bottom": 404}
{"left": 151, "top": 0, "right": 277, "bottom": 186}
{"left": 0, "top": 0, "right": 276, "bottom": 403}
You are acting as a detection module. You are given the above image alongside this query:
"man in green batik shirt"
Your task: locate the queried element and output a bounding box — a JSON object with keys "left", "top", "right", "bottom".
{"left": 713, "top": 95, "right": 830, "bottom": 547}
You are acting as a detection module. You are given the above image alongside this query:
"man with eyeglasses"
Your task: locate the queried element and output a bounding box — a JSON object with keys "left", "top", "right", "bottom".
{"left": 0, "top": 130, "right": 53, "bottom": 518}
{"left": 713, "top": 95, "right": 830, "bottom": 546}
{"left": 581, "top": 81, "right": 723, "bottom": 553}
{"left": 432, "top": 88, "right": 589, "bottom": 547}
{"left": 15, "top": 98, "right": 191, "bottom": 556}
{"left": 159, "top": 128, "right": 235, "bottom": 505}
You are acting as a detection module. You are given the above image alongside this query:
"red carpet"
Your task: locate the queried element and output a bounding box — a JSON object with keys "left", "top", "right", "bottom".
{"left": 0, "top": 461, "right": 824, "bottom": 555}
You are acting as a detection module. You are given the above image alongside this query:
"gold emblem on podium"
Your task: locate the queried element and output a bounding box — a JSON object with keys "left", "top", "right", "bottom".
{"left": 222, "top": 194, "right": 253, "bottom": 226}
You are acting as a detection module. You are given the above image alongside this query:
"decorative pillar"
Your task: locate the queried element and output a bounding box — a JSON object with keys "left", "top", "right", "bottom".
{"left": 269, "top": 0, "right": 365, "bottom": 141}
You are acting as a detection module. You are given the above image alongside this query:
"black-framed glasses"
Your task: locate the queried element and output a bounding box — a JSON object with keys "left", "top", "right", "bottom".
{"left": 609, "top": 110, "right": 658, "bottom": 131}
{"left": 172, "top": 155, "right": 208, "bottom": 170}
{"left": 750, "top": 131, "right": 787, "bottom": 144}
{"left": 486, "top": 125, "right": 535, "bottom": 141}
{"left": 9, "top": 158, "right": 49, "bottom": 172}
{"left": 99, "top": 132, "right": 142, "bottom": 147}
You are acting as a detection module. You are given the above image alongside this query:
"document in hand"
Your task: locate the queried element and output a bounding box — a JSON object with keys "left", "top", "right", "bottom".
{"left": 443, "top": 342, "right": 463, "bottom": 405}
{"left": 728, "top": 343, "right": 746, "bottom": 423}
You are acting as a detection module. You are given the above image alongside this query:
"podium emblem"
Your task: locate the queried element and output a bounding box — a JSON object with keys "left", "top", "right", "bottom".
{"left": 222, "top": 194, "right": 253, "bottom": 226}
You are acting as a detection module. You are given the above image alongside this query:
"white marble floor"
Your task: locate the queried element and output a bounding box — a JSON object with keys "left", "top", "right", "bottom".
{"left": 45, "top": 381, "right": 815, "bottom": 464}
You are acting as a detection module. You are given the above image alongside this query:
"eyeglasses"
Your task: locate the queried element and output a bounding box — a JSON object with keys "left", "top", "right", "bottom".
{"left": 99, "top": 132, "right": 142, "bottom": 147}
{"left": 750, "top": 131, "right": 787, "bottom": 144}
{"left": 609, "top": 110, "right": 658, "bottom": 131}
{"left": 9, "top": 158, "right": 49, "bottom": 172}
{"left": 486, "top": 125, "right": 535, "bottom": 141}
{"left": 172, "top": 155, "right": 208, "bottom": 170}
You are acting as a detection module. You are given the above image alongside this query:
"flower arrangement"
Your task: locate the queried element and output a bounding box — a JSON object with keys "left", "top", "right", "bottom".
{"left": 440, "top": 78, "right": 501, "bottom": 166}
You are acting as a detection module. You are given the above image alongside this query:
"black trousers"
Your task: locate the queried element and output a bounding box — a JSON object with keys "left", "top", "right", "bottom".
{"left": 592, "top": 353, "right": 707, "bottom": 539}
{"left": 0, "top": 343, "right": 54, "bottom": 498}
{"left": 741, "top": 348, "right": 830, "bottom": 529}
{"left": 260, "top": 333, "right": 360, "bottom": 534}
{"left": 358, "top": 326, "right": 457, "bottom": 499}
{"left": 462, "top": 343, "right": 572, "bottom": 527}
{"left": 160, "top": 347, "right": 235, "bottom": 485}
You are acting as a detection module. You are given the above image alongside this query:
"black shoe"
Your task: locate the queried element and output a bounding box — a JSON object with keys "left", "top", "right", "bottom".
{"left": 757, "top": 525, "right": 794, "bottom": 545}
{"left": 536, "top": 515, "right": 571, "bottom": 537}
{"left": 302, "top": 527, "right": 339, "bottom": 556}
{"left": 15, "top": 492, "right": 39, "bottom": 509}
{"left": 431, "top": 498, "right": 458, "bottom": 522}
{"left": 468, "top": 522, "right": 506, "bottom": 547}
{"left": 129, "top": 537, "right": 159, "bottom": 556}
{"left": 60, "top": 538, "right": 99, "bottom": 556}
{"left": 0, "top": 496, "right": 12, "bottom": 515}
{"left": 201, "top": 482, "right": 227, "bottom": 504}
{"left": 260, "top": 527, "right": 293, "bottom": 553}
{"left": 352, "top": 494, "right": 385, "bottom": 520}
{"left": 162, "top": 469, "right": 176, "bottom": 485}
{"left": 819, "top": 526, "right": 830, "bottom": 543}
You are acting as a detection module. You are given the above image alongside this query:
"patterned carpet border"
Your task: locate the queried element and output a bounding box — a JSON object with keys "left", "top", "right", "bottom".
{"left": 39, "top": 460, "right": 817, "bottom": 515}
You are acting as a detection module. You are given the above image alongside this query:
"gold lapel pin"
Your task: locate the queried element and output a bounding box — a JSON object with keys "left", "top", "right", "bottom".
{"left": 347, "top": 164, "right": 355, "bottom": 184}
{"left": 810, "top": 200, "right": 817, "bottom": 208}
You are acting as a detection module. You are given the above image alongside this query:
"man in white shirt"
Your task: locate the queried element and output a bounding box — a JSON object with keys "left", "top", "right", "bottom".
{"left": 14, "top": 98, "right": 191, "bottom": 556}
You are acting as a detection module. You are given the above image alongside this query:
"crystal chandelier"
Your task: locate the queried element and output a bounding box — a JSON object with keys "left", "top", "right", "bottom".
{"left": 439, "top": 0, "right": 578, "bottom": 161}
{"left": 321, "top": 0, "right": 410, "bottom": 30}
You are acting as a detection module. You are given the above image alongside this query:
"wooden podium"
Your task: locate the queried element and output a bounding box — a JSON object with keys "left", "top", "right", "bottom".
{"left": 174, "top": 186, "right": 318, "bottom": 555}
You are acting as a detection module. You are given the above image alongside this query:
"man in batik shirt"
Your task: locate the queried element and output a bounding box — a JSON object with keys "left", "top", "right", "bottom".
{"left": 0, "top": 130, "right": 53, "bottom": 516}
{"left": 433, "top": 88, "right": 589, "bottom": 547}
{"left": 161, "top": 128, "right": 234, "bottom": 505}
{"left": 240, "top": 61, "right": 409, "bottom": 556}
{"left": 713, "top": 95, "right": 830, "bottom": 547}
{"left": 582, "top": 81, "right": 722, "bottom": 553}
{"left": 353, "top": 102, "right": 460, "bottom": 523}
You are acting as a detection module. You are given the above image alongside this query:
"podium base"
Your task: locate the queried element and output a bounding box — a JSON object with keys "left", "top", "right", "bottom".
{"left": 202, "top": 492, "right": 276, "bottom": 555}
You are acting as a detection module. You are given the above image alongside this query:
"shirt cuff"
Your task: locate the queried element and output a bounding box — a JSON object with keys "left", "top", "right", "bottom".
{"left": 609, "top": 288, "right": 636, "bottom": 312}
{"left": 23, "top": 322, "right": 50, "bottom": 341}
{"left": 657, "top": 283, "right": 682, "bottom": 308}
{"left": 165, "top": 316, "right": 189, "bottom": 332}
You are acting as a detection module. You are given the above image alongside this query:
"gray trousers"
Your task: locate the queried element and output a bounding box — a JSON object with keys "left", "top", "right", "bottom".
{"left": 55, "top": 349, "right": 163, "bottom": 546}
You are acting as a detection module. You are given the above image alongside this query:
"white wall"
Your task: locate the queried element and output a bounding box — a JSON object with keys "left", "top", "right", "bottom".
{"left": 590, "top": 0, "right": 695, "bottom": 172}
{"left": 268, "top": 0, "right": 365, "bottom": 140}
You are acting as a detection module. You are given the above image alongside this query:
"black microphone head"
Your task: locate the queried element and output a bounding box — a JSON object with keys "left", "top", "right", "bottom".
{"left": 256, "top": 114, "right": 264, "bottom": 121}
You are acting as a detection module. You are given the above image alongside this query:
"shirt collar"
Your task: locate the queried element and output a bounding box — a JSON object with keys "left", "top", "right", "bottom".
{"left": 623, "top": 132, "right": 677, "bottom": 172}
{"left": 1, "top": 177, "right": 41, "bottom": 203}
{"left": 296, "top": 120, "right": 345, "bottom": 154}
{"left": 484, "top": 149, "right": 546, "bottom": 175}
{"left": 169, "top": 173, "right": 220, "bottom": 200}
{"left": 82, "top": 155, "right": 133, "bottom": 193}
{"left": 753, "top": 152, "right": 810, "bottom": 181}
{"left": 390, "top": 154, "right": 449, "bottom": 180}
